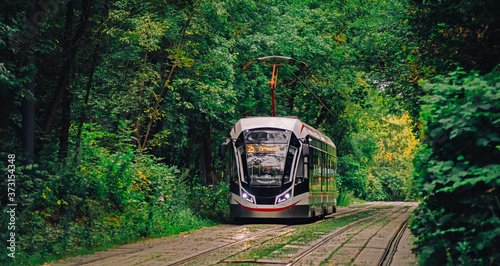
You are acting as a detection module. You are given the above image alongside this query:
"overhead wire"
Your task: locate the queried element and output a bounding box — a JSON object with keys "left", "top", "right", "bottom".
{"left": 283, "top": 64, "right": 338, "bottom": 119}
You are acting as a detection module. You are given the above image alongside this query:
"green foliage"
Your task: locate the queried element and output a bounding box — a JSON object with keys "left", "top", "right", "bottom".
{"left": 371, "top": 113, "right": 419, "bottom": 201}
{"left": 337, "top": 155, "right": 369, "bottom": 198}
{"left": 0, "top": 123, "right": 222, "bottom": 265}
{"left": 1, "top": 0, "right": 425, "bottom": 263}
{"left": 409, "top": 0, "right": 500, "bottom": 74}
{"left": 336, "top": 190, "right": 365, "bottom": 206}
{"left": 411, "top": 68, "right": 500, "bottom": 265}
{"left": 188, "top": 180, "right": 230, "bottom": 222}
{"left": 337, "top": 101, "right": 419, "bottom": 201}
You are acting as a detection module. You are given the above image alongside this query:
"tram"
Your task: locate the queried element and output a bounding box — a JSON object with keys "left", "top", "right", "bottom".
{"left": 219, "top": 116, "right": 337, "bottom": 220}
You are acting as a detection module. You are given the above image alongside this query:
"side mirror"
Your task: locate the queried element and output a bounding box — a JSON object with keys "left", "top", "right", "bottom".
{"left": 302, "top": 144, "right": 309, "bottom": 157}
{"left": 219, "top": 138, "right": 231, "bottom": 158}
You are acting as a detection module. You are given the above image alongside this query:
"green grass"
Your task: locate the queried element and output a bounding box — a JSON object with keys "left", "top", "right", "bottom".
{"left": 337, "top": 191, "right": 367, "bottom": 206}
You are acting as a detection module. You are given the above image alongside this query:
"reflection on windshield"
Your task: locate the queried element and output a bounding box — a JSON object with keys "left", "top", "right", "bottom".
{"left": 246, "top": 130, "right": 289, "bottom": 144}
{"left": 244, "top": 130, "right": 291, "bottom": 187}
{"left": 247, "top": 145, "right": 287, "bottom": 187}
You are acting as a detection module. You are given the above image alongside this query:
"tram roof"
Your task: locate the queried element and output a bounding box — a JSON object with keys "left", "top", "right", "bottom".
{"left": 231, "top": 116, "right": 335, "bottom": 148}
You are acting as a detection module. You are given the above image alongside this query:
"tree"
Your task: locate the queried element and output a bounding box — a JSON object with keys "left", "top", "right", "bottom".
{"left": 371, "top": 113, "right": 419, "bottom": 200}
{"left": 409, "top": 0, "right": 500, "bottom": 74}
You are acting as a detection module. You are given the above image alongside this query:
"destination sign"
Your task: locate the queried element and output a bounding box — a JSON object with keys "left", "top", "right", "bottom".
{"left": 247, "top": 145, "right": 281, "bottom": 153}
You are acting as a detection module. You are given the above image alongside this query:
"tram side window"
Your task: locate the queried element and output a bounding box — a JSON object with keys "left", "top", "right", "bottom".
{"left": 284, "top": 133, "right": 300, "bottom": 184}
{"left": 235, "top": 134, "right": 248, "bottom": 183}
{"left": 321, "top": 152, "right": 326, "bottom": 192}
{"left": 283, "top": 146, "right": 297, "bottom": 184}
{"left": 296, "top": 154, "right": 304, "bottom": 184}
{"left": 223, "top": 142, "right": 238, "bottom": 183}
{"left": 308, "top": 148, "right": 314, "bottom": 187}
{"left": 309, "top": 148, "right": 321, "bottom": 190}
{"left": 327, "top": 154, "right": 333, "bottom": 192}
{"left": 237, "top": 145, "right": 247, "bottom": 183}
{"left": 230, "top": 144, "right": 238, "bottom": 183}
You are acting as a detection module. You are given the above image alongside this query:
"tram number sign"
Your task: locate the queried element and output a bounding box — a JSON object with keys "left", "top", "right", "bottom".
{"left": 247, "top": 145, "right": 280, "bottom": 153}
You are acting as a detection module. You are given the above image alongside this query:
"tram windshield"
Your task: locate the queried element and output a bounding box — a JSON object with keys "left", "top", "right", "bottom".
{"left": 243, "top": 129, "right": 292, "bottom": 187}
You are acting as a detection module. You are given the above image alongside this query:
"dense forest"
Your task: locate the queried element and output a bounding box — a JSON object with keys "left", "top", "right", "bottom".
{"left": 0, "top": 0, "right": 499, "bottom": 265}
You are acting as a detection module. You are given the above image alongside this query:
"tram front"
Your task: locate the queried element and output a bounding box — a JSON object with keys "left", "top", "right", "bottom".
{"left": 220, "top": 118, "right": 309, "bottom": 219}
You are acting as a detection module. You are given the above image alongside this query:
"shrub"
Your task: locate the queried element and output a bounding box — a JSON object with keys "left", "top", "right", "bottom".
{"left": 411, "top": 67, "right": 500, "bottom": 265}
{"left": 0, "top": 123, "right": 214, "bottom": 265}
{"left": 188, "top": 180, "right": 230, "bottom": 222}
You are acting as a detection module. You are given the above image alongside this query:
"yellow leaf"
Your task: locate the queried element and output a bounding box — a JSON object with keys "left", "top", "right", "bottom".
{"left": 57, "top": 200, "right": 61, "bottom": 205}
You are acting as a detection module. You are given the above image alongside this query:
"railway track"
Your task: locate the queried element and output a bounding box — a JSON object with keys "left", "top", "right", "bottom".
{"left": 287, "top": 202, "right": 415, "bottom": 266}
{"left": 52, "top": 202, "right": 417, "bottom": 266}
{"left": 168, "top": 224, "right": 290, "bottom": 266}
{"left": 379, "top": 217, "right": 411, "bottom": 266}
{"left": 168, "top": 202, "right": 412, "bottom": 266}
{"left": 168, "top": 204, "right": 376, "bottom": 266}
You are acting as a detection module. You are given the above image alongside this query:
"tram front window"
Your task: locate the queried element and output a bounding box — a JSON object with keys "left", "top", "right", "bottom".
{"left": 244, "top": 130, "right": 291, "bottom": 187}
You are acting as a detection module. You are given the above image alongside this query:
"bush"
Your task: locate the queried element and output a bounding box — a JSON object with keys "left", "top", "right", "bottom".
{"left": 188, "top": 180, "right": 230, "bottom": 222}
{"left": 0, "top": 123, "right": 216, "bottom": 265}
{"left": 337, "top": 155, "right": 369, "bottom": 198}
{"left": 411, "top": 68, "right": 500, "bottom": 265}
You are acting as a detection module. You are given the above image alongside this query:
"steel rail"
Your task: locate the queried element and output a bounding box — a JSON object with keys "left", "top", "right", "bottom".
{"left": 378, "top": 216, "right": 411, "bottom": 266}
{"left": 169, "top": 205, "right": 379, "bottom": 265}
{"left": 286, "top": 204, "right": 406, "bottom": 266}
{"left": 67, "top": 204, "right": 382, "bottom": 266}
{"left": 168, "top": 224, "right": 291, "bottom": 266}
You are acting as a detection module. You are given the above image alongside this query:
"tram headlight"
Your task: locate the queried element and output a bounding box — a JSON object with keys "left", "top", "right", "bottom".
{"left": 241, "top": 193, "right": 254, "bottom": 203}
{"left": 277, "top": 193, "right": 291, "bottom": 204}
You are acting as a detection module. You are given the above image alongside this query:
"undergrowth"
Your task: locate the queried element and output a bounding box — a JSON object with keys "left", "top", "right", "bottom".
{"left": 337, "top": 189, "right": 366, "bottom": 206}
{"left": 0, "top": 123, "right": 229, "bottom": 265}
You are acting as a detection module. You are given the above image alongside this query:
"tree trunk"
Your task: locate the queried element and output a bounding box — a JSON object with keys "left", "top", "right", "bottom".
{"left": 56, "top": 1, "right": 75, "bottom": 160}
{"left": 140, "top": 0, "right": 203, "bottom": 149}
{"left": 182, "top": 124, "right": 195, "bottom": 167}
{"left": 22, "top": 55, "right": 36, "bottom": 164}
{"left": 135, "top": 50, "right": 148, "bottom": 149}
{"left": 40, "top": 0, "right": 92, "bottom": 160}
{"left": 73, "top": 46, "right": 99, "bottom": 164}
{"left": 44, "top": 0, "right": 92, "bottom": 149}
{"left": 0, "top": 93, "right": 13, "bottom": 139}
{"left": 200, "top": 115, "right": 214, "bottom": 185}
{"left": 21, "top": 0, "right": 38, "bottom": 164}
{"left": 44, "top": 1, "right": 73, "bottom": 138}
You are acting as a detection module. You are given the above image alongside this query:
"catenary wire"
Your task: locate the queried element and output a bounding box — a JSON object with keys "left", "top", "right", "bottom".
{"left": 283, "top": 64, "right": 338, "bottom": 119}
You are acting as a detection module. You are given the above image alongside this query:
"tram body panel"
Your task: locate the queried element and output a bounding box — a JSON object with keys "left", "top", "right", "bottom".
{"left": 229, "top": 192, "right": 310, "bottom": 219}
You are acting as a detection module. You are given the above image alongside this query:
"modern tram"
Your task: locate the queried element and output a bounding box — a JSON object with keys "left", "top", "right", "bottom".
{"left": 219, "top": 116, "right": 337, "bottom": 220}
